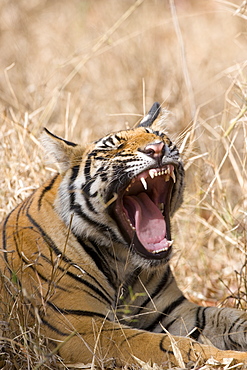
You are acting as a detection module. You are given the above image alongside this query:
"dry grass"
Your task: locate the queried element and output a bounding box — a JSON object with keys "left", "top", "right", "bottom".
{"left": 0, "top": 0, "right": 247, "bottom": 368}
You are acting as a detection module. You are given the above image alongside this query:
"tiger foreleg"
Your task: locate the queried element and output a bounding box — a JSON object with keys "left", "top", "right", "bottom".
{"left": 159, "top": 297, "right": 247, "bottom": 352}
{"left": 54, "top": 317, "right": 247, "bottom": 367}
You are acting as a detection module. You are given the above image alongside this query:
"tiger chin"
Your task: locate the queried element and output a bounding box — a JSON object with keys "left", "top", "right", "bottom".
{"left": 1, "top": 103, "right": 247, "bottom": 368}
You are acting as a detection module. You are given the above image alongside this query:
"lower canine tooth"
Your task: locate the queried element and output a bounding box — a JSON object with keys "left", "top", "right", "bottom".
{"left": 171, "top": 171, "right": 176, "bottom": 183}
{"left": 140, "top": 177, "right": 148, "bottom": 190}
{"left": 159, "top": 203, "right": 164, "bottom": 212}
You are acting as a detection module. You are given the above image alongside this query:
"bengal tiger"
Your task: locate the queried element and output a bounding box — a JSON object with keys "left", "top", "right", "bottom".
{"left": 1, "top": 103, "right": 247, "bottom": 367}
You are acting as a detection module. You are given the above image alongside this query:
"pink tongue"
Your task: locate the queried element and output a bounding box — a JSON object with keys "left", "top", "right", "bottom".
{"left": 124, "top": 193, "right": 168, "bottom": 253}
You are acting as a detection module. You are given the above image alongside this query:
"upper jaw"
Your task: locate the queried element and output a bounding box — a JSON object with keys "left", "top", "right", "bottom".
{"left": 110, "top": 164, "right": 177, "bottom": 261}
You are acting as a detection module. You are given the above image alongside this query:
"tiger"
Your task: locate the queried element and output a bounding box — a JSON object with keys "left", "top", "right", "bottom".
{"left": 1, "top": 102, "right": 247, "bottom": 368}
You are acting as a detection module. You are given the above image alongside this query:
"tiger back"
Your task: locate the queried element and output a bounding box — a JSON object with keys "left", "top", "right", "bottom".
{"left": 1, "top": 103, "right": 247, "bottom": 367}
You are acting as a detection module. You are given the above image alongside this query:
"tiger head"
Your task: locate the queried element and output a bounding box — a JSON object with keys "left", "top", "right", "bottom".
{"left": 41, "top": 103, "right": 184, "bottom": 267}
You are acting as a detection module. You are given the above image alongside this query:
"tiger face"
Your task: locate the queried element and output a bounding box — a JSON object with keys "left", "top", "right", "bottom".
{"left": 43, "top": 103, "right": 184, "bottom": 266}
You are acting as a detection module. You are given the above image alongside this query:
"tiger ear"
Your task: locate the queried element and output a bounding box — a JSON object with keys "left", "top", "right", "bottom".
{"left": 138, "top": 102, "right": 161, "bottom": 128}
{"left": 40, "top": 128, "right": 78, "bottom": 173}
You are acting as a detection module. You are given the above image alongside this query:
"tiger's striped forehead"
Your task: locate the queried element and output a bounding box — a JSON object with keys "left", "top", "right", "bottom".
{"left": 92, "top": 127, "right": 171, "bottom": 156}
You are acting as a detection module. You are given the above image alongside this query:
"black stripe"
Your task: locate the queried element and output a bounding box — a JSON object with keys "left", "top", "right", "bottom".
{"left": 135, "top": 266, "right": 172, "bottom": 314}
{"left": 111, "top": 152, "right": 135, "bottom": 158}
{"left": 47, "top": 301, "right": 107, "bottom": 318}
{"left": 38, "top": 174, "right": 59, "bottom": 210}
{"left": 190, "top": 328, "right": 201, "bottom": 341}
{"left": 28, "top": 256, "right": 69, "bottom": 292}
{"left": 145, "top": 295, "right": 186, "bottom": 331}
{"left": 26, "top": 195, "right": 114, "bottom": 305}
{"left": 100, "top": 171, "right": 108, "bottom": 182}
{"left": 70, "top": 165, "right": 80, "bottom": 182}
{"left": 84, "top": 197, "right": 97, "bottom": 214}
{"left": 81, "top": 165, "right": 106, "bottom": 197}
{"left": 120, "top": 267, "right": 142, "bottom": 302}
{"left": 228, "top": 317, "right": 244, "bottom": 348}
{"left": 103, "top": 137, "right": 115, "bottom": 147}
{"left": 26, "top": 192, "right": 72, "bottom": 263}
{"left": 82, "top": 179, "right": 93, "bottom": 197}
{"left": 190, "top": 307, "right": 208, "bottom": 340}
{"left": 13, "top": 195, "right": 32, "bottom": 256}
{"left": 159, "top": 336, "right": 174, "bottom": 355}
{"left": 69, "top": 165, "right": 80, "bottom": 208}
{"left": 43, "top": 128, "right": 77, "bottom": 147}
{"left": 114, "top": 134, "right": 124, "bottom": 142}
{"left": 76, "top": 236, "right": 117, "bottom": 289}
{"left": 1, "top": 195, "right": 31, "bottom": 268}
{"left": 41, "top": 317, "right": 68, "bottom": 336}
{"left": 72, "top": 205, "right": 121, "bottom": 242}
{"left": 40, "top": 246, "right": 113, "bottom": 303}
{"left": 27, "top": 211, "right": 71, "bottom": 263}
{"left": 11, "top": 200, "right": 70, "bottom": 293}
{"left": 119, "top": 331, "right": 147, "bottom": 347}
{"left": 162, "top": 295, "right": 186, "bottom": 316}
{"left": 26, "top": 213, "right": 112, "bottom": 304}
{"left": 84, "top": 156, "right": 92, "bottom": 180}
{"left": 66, "top": 270, "right": 112, "bottom": 305}
{"left": 164, "top": 318, "right": 177, "bottom": 331}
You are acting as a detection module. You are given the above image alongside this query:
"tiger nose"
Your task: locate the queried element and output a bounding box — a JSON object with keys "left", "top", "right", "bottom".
{"left": 142, "top": 141, "right": 165, "bottom": 159}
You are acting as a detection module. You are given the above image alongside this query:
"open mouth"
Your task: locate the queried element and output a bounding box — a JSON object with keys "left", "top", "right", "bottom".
{"left": 112, "top": 165, "right": 176, "bottom": 260}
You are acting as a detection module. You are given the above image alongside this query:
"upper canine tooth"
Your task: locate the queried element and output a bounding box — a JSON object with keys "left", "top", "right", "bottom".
{"left": 171, "top": 171, "right": 176, "bottom": 183}
{"left": 149, "top": 169, "right": 155, "bottom": 179}
{"left": 140, "top": 177, "right": 148, "bottom": 190}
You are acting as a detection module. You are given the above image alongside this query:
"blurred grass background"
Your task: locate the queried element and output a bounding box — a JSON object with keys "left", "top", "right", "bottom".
{"left": 0, "top": 0, "right": 247, "bottom": 368}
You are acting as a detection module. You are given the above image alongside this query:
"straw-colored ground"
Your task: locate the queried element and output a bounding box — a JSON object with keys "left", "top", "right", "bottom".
{"left": 0, "top": 0, "right": 247, "bottom": 368}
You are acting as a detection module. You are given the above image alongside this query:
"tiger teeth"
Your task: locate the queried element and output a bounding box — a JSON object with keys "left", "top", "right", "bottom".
{"left": 128, "top": 166, "right": 176, "bottom": 193}
{"left": 149, "top": 169, "right": 155, "bottom": 179}
{"left": 171, "top": 171, "right": 176, "bottom": 183}
{"left": 151, "top": 240, "right": 174, "bottom": 254}
{"left": 152, "top": 248, "right": 168, "bottom": 254}
{"left": 159, "top": 203, "right": 164, "bottom": 212}
{"left": 140, "top": 177, "right": 148, "bottom": 190}
{"left": 127, "top": 218, "right": 136, "bottom": 230}
{"left": 164, "top": 174, "right": 170, "bottom": 182}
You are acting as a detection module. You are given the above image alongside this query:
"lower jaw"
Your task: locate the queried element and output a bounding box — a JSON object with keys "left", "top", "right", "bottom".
{"left": 131, "top": 234, "right": 172, "bottom": 261}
